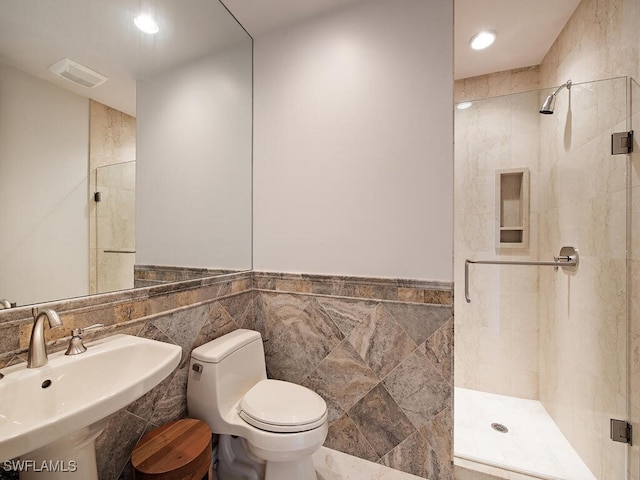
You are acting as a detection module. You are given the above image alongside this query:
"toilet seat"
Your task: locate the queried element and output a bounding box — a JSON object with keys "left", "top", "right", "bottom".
{"left": 239, "top": 380, "right": 327, "bottom": 433}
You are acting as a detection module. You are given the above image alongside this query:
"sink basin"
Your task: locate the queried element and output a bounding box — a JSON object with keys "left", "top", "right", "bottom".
{"left": 0, "top": 334, "right": 181, "bottom": 478}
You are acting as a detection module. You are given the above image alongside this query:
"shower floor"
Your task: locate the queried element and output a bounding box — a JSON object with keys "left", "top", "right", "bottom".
{"left": 454, "top": 387, "right": 596, "bottom": 480}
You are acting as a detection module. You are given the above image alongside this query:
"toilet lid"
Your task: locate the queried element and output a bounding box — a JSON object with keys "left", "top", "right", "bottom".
{"left": 239, "top": 380, "right": 327, "bottom": 433}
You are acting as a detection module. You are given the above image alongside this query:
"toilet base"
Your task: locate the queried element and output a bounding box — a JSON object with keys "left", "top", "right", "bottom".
{"left": 216, "top": 434, "right": 317, "bottom": 480}
{"left": 265, "top": 456, "right": 317, "bottom": 480}
{"left": 217, "top": 435, "right": 264, "bottom": 480}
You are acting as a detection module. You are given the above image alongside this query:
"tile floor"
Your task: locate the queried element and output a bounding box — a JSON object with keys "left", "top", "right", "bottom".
{"left": 313, "top": 447, "right": 424, "bottom": 480}
{"left": 454, "top": 387, "right": 596, "bottom": 480}
{"left": 211, "top": 446, "right": 424, "bottom": 480}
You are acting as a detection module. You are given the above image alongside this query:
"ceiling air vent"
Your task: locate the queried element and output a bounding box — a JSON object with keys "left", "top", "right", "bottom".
{"left": 48, "top": 58, "right": 107, "bottom": 88}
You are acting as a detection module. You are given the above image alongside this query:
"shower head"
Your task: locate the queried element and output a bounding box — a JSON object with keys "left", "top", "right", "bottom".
{"left": 539, "top": 79, "right": 572, "bottom": 114}
{"left": 539, "top": 95, "right": 556, "bottom": 115}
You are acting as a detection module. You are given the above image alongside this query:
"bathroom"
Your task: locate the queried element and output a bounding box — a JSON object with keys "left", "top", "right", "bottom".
{"left": 0, "top": 0, "right": 639, "bottom": 479}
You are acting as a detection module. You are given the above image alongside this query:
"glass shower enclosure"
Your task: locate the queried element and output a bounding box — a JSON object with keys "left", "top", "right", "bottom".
{"left": 93, "top": 160, "right": 136, "bottom": 294}
{"left": 454, "top": 76, "right": 631, "bottom": 479}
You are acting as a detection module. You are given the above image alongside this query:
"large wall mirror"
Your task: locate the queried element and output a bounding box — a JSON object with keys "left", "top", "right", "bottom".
{"left": 0, "top": 0, "right": 252, "bottom": 308}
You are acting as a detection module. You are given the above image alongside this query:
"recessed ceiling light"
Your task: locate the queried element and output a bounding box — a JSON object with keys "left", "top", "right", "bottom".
{"left": 470, "top": 31, "right": 496, "bottom": 50}
{"left": 456, "top": 102, "right": 473, "bottom": 110}
{"left": 134, "top": 15, "right": 160, "bottom": 35}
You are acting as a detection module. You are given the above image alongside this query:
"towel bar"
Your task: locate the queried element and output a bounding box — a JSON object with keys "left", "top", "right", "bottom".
{"left": 464, "top": 246, "right": 578, "bottom": 303}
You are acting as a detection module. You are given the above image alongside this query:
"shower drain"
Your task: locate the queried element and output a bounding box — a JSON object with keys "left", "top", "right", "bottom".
{"left": 491, "top": 423, "right": 509, "bottom": 433}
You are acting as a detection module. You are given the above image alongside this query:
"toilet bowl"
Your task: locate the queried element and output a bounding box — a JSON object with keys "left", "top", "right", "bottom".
{"left": 186, "top": 329, "right": 328, "bottom": 480}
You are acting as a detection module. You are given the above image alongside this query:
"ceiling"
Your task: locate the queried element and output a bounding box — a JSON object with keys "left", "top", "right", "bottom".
{"left": 453, "top": 0, "right": 582, "bottom": 79}
{"left": 222, "top": 0, "right": 582, "bottom": 80}
{"left": 0, "top": 0, "right": 247, "bottom": 116}
{"left": 0, "top": 0, "right": 583, "bottom": 115}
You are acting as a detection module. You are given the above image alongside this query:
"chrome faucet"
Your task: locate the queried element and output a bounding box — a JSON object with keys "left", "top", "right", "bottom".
{"left": 27, "top": 308, "right": 63, "bottom": 368}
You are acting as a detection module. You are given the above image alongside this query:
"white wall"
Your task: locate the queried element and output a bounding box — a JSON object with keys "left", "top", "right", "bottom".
{"left": 136, "top": 43, "right": 253, "bottom": 270}
{"left": 0, "top": 62, "right": 89, "bottom": 307}
{"left": 252, "top": 0, "right": 454, "bottom": 282}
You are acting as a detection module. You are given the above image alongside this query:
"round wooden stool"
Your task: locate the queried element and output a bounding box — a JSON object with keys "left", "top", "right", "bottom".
{"left": 132, "top": 418, "right": 213, "bottom": 480}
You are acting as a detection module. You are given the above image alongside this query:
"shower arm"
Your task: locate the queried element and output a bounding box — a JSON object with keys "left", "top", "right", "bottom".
{"left": 551, "top": 80, "right": 572, "bottom": 97}
{"left": 464, "top": 246, "right": 579, "bottom": 303}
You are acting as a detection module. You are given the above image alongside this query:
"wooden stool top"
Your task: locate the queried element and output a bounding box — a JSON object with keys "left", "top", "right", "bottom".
{"left": 132, "top": 418, "right": 212, "bottom": 480}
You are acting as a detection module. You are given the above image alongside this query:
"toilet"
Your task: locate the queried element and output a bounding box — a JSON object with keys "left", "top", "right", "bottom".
{"left": 187, "top": 329, "right": 328, "bottom": 480}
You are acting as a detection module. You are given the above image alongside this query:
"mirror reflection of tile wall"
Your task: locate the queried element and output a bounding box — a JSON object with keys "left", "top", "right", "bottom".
{"left": 89, "top": 100, "right": 136, "bottom": 294}
{"left": 96, "top": 161, "right": 136, "bottom": 293}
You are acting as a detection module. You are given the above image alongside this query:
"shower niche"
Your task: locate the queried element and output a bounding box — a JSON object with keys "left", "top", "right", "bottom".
{"left": 495, "top": 167, "right": 529, "bottom": 249}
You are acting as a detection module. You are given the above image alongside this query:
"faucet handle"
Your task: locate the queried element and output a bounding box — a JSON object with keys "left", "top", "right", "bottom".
{"left": 65, "top": 324, "right": 104, "bottom": 356}
{"left": 72, "top": 324, "right": 104, "bottom": 336}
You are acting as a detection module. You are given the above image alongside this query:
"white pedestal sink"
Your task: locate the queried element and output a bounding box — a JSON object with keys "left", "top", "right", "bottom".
{"left": 0, "top": 334, "right": 182, "bottom": 479}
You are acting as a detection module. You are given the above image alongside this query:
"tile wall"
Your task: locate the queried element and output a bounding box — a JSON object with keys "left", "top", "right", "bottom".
{"left": 454, "top": 88, "right": 541, "bottom": 400}
{"left": 454, "top": 66, "right": 540, "bottom": 104}
{"left": 133, "top": 265, "right": 240, "bottom": 287}
{"left": 537, "top": 1, "right": 640, "bottom": 477}
{"left": 537, "top": 76, "right": 629, "bottom": 480}
{"left": 0, "top": 271, "right": 453, "bottom": 480}
{"left": 94, "top": 288, "right": 254, "bottom": 479}
{"left": 251, "top": 273, "right": 454, "bottom": 479}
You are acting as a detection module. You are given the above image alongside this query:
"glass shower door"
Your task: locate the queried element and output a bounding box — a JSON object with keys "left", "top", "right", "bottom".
{"left": 536, "top": 76, "right": 628, "bottom": 480}
{"left": 95, "top": 161, "right": 136, "bottom": 294}
{"left": 454, "top": 76, "right": 630, "bottom": 479}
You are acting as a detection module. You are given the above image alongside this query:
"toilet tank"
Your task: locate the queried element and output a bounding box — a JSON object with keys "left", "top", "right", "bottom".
{"left": 187, "top": 329, "right": 267, "bottom": 430}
